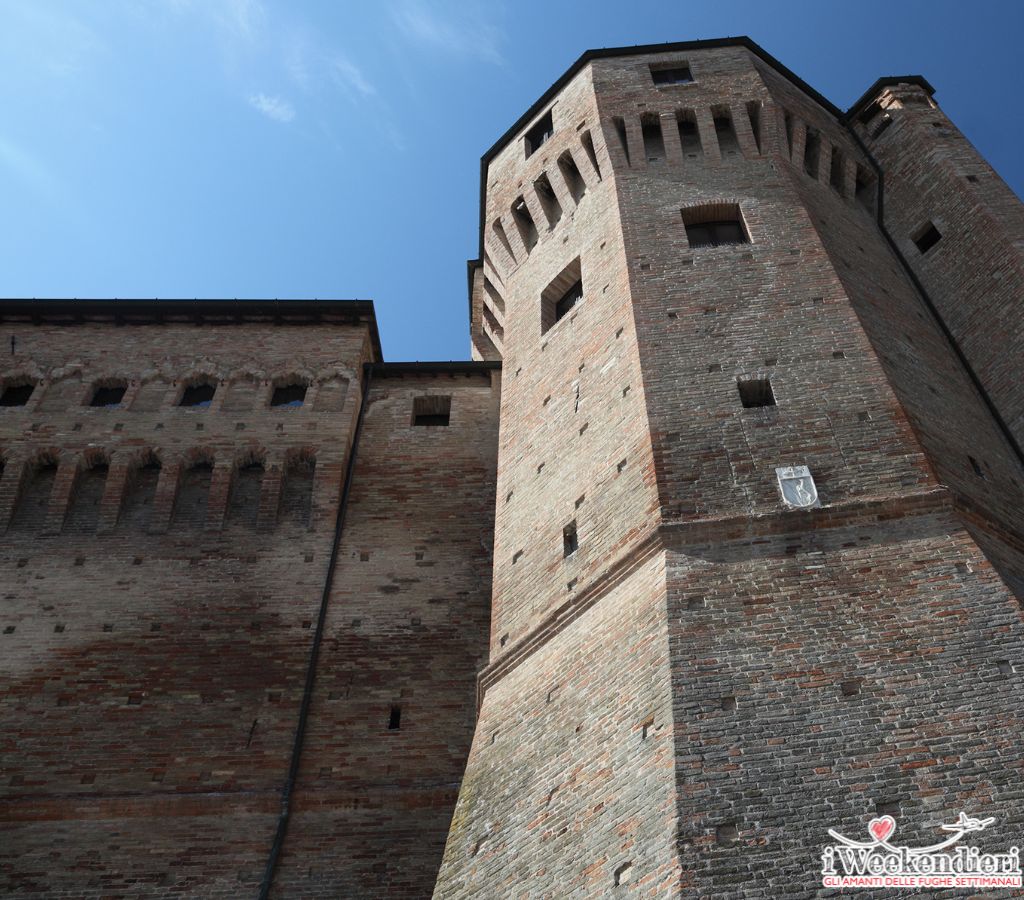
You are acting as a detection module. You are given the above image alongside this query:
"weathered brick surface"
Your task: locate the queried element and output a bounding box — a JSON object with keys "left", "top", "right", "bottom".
{"left": 6, "top": 37, "right": 1024, "bottom": 900}
{"left": 440, "top": 41, "right": 1024, "bottom": 899}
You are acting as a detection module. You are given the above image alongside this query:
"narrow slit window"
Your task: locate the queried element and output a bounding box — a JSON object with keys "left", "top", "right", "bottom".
{"left": 388, "top": 705, "right": 402, "bottom": 730}
{"left": 612, "top": 117, "right": 630, "bottom": 166}
{"left": 829, "top": 148, "right": 844, "bottom": 193}
{"left": 511, "top": 196, "right": 538, "bottom": 252}
{"left": 803, "top": 129, "right": 820, "bottom": 179}
{"left": 179, "top": 382, "right": 216, "bottom": 408}
{"left": 580, "top": 130, "right": 602, "bottom": 180}
{"left": 0, "top": 382, "right": 34, "bottom": 407}
{"left": 412, "top": 395, "right": 451, "bottom": 426}
{"left": 563, "top": 520, "right": 578, "bottom": 557}
{"left": 533, "top": 173, "right": 562, "bottom": 228}
{"left": 737, "top": 378, "right": 775, "bottom": 408}
{"left": 651, "top": 64, "right": 692, "bottom": 85}
{"left": 558, "top": 151, "right": 586, "bottom": 204}
{"left": 912, "top": 221, "right": 942, "bottom": 254}
{"left": 524, "top": 110, "right": 553, "bottom": 158}
{"left": 682, "top": 203, "right": 749, "bottom": 248}
{"left": 746, "top": 101, "right": 762, "bottom": 153}
{"left": 713, "top": 108, "right": 739, "bottom": 156}
{"left": 641, "top": 113, "right": 665, "bottom": 162}
{"left": 783, "top": 111, "right": 794, "bottom": 156}
{"left": 271, "top": 383, "right": 307, "bottom": 408}
{"left": 855, "top": 166, "right": 876, "bottom": 213}
{"left": 90, "top": 384, "right": 126, "bottom": 408}
{"left": 541, "top": 257, "right": 583, "bottom": 334}
{"left": 676, "top": 110, "right": 702, "bottom": 158}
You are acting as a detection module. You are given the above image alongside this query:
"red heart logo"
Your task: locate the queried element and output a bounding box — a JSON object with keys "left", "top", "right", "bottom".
{"left": 869, "top": 816, "right": 896, "bottom": 842}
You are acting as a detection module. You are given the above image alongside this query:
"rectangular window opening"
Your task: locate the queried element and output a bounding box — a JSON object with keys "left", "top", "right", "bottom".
{"left": 90, "top": 385, "right": 127, "bottom": 408}
{"left": 557, "top": 151, "right": 586, "bottom": 203}
{"left": 651, "top": 64, "right": 692, "bottom": 85}
{"left": 412, "top": 395, "right": 451, "bottom": 426}
{"left": 912, "top": 221, "right": 942, "bottom": 254}
{"left": 682, "top": 203, "right": 748, "bottom": 249}
{"left": 541, "top": 257, "right": 583, "bottom": 334}
{"left": 524, "top": 110, "right": 553, "bottom": 159}
{"left": 871, "top": 113, "right": 894, "bottom": 140}
{"left": 563, "top": 520, "right": 578, "bottom": 557}
{"left": 388, "top": 705, "right": 401, "bottom": 730}
{"left": 737, "top": 378, "right": 775, "bottom": 408}
{"left": 783, "top": 111, "right": 793, "bottom": 156}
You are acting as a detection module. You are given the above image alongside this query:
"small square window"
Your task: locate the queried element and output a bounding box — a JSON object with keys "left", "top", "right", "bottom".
{"left": 912, "top": 222, "right": 942, "bottom": 254}
{"left": 651, "top": 65, "right": 693, "bottom": 85}
{"left": 412, "top": 395, "right": 451, "bottom": 426}
{"left": 271, "top": 383, "right": 307, "bottom": 408}
{"left": 90, "top": 385, "right": 126, "bottom": 408}
{"left": 0, "top": 383, "right": 34, "bottom": 406}
{"left": 180, "top": 382, "right": 216, "bottom": 408}
{"left": 682, "top": 203, "right": 749, "bottom": 248}
{"left": 524, "top": 110, "right": 554, "bottom": 159}
{"left": 737, "top": 378, "right": 775, "bottom": 408}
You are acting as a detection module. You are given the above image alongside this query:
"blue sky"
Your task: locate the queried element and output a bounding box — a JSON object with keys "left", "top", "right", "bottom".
{"left": 1, "top": 1, "right": 1021, "bottom": 360}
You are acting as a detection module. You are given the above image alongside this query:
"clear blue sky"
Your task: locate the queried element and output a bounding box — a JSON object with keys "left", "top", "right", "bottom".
{"left": 2, "top": 1, "right": 1021, "bottom": 360}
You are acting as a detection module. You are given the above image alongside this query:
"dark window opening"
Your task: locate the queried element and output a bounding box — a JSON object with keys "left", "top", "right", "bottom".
{"left": 912, "top": 222, "right": 942, "bottom": 254}
{"left": 612, "top": 117, "right": 630, "bottom": 166}
{"left": 90, "top": 385, "right": 126, "bottom": 408}
{"left": 0, "top": 383, "right": 34, "bottom": 407}
{"left": 783, "top": 112, "right": 793, "bottom": 155}
{"left": 524, "top": 110, "right": 553, "bottom": 158}
{"left": 682, "top": 203, "right": 748, "bottom": 249}
{"left": 557, "top": 151, "right": 586, "bottom": 204}
{"left": 746, "top": 101, "right": 762, "bottom": 153}
{"left": 580, "top": 129, "right": 602, "bottom": 180}
{"left": 803, "top": 129, "right": 820, "bottom": 179}
{"left": 651, "top": 65, "right": 692, "bottom": 85}
{"left": 717, "top": 823, "right": 739, "bottom": 846}
{"left": 412, "top": 395, "right": 451, "bottom": 427}
{"left": 713, "top": 110, "right": 739, "bottom": 155}
{"left": 388, "top": 705, "right": 402, "bottom": 730}
{"left": 511, "top": 196, "right": 538, "bottom": 252}
{"left": 677, "top": 110, "right": 702, "bottom": 157}
{"left": 871, "top": 114, "right": 894, "bottom": 139}
{"left": 829, "top": 148, "right": 844, "bottom": 193}
{"left": 737, "top": 378, "right": 775, "bottom": 408}
{"left": 533, "top": 173, "right": 562, "bottom": 228}
{"left": 563, "top": 520, "right": 578, "bottom": 557}
{"left": 641, "top": 114, "right": 665, "bottom": 162}
{"left": 180, "top": 382, "right": 216, "bottom": 408}
{"left": 855, "top": 166, "right": 876, "bottom": 213}
{"left": 541, "top": 257, "right": 583, "bottom": 334}
{"left": 271, "top": 383, "right": 307, "bottom": 408}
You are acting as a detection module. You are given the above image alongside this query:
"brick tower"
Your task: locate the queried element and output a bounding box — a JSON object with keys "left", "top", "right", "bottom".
{"left": 443, "top": 39, "right": 1024, "bottom": 897}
